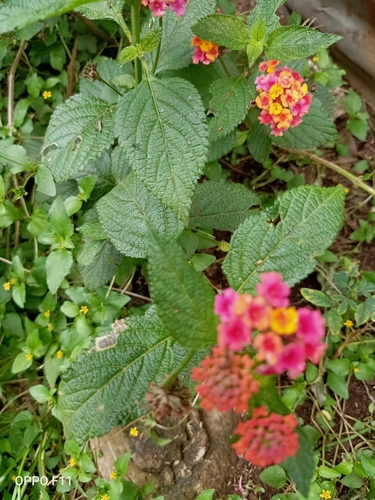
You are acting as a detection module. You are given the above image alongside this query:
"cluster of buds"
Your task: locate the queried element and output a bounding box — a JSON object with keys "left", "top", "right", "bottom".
{"left": 215, "top": 272, "right": 326, "bottom": 378}
{"left": 191, "top": 36, "right": 219, "bottom": 65}
{"left": 141, "top": 0, "right": 188, "bottom": 17}
{"left": 254, "top": 60, "right": 312, "bottom": 136}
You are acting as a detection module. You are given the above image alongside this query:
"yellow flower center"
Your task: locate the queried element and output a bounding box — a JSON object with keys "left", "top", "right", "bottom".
{"left": 43, "top": 90, "right": 52, "bottom": 99}
{"left": 57, "top": 350, "right": 64, "bottom": 359}
{"left": 26, "top": 353, "right": 33, "bottom": 361}
{"left": 68, "top": 458, "right": 76, "bottom": 467}
{"left": 44, "top": 310, "right": 51, "bottom": 318}
{"left": 344, "top": 319, "right": 353, "bottom": 328}
{"left": 269, "top": 103, "right": 283, "bottom": 115}
{"left": 270, "top": 307, "right": 298, "bottom": 335}
{"left": 3, "top": 282, "right": 11, "bottom": 291}
{"left": 80, "top": 305, "right": 89, "bottom": 315}
{"left": 320, "top": 490, "right": 332, "bottom": 500}
{"left": 109, "top": 471, "right": 117, "bottom": 479}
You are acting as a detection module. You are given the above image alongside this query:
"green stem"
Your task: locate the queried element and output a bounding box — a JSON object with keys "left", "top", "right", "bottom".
{"left": 162, "top": 349, "right": 197, "bottom": 389}
{"left": 132, "top": 0, "right": 142, "bottom": 84}
{"left": 98, "top": 76, "right": 123, "bottom": 96}
{"left": 219, "top": 55, "right": 231, "bottom": 77}
{"left": 109, "top": 0, "right": 133, "bottom": 44}
{"left": 152, "top": 17, "right": 163, "bottom": 75}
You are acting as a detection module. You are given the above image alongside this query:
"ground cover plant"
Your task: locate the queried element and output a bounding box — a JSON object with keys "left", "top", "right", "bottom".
{"left": 1, "top": 0, "right": 375, "bottom": 499}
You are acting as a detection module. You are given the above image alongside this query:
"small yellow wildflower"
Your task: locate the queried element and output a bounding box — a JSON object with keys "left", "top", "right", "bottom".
{"left": 109, "top": 471, "right": 117, "bottom": 479}
{"left": 26, "top": 353, "right": 33, "bottom": 361}
{"left": 43, "top": 90, "right": 52, "bottom": 99}
{"left": 60, "top": 245, "right": 66, "bottom": 250}
{"left": 320, "top": 490, "right": 331, "bottom": 500}
{"left": 354, "top": 367, "right": 359, "bottom": 373}
{"left": 101, "top": 494, "right": 110, "bottom": 500}
{"left": 129, "top": 427, "right": 139, "bottom": 437}
{"left": 10, "top": 278, "right": 17, "bottom": 285}
{"left": 12, "top": 475, "right": 16, "bottom": 481}
{"left": 68, "top": 458, "right": 76, "bottom": 467}
{"left": 344, "top": 319, "right": 353, "bottom": 328}
{"left": 57, "top": 350, "right": 64, "bottom": 359}
{"left": 80, "top": 305, "right": 89, "bottom": 315}
{"left": 3, "top": 282, "right": 11, "bottom": 291}
{"left": 313, "top": 56, "right": 319, "bottom": 62}
{"left": 44, "top": 310, "right": 51, "bottom": 318}
{"left": 47, "top": 323, "right": 54, "bottom": 331}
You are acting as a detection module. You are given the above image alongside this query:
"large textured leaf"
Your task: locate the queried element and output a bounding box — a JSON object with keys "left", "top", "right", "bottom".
{"left": 76, "top": 0, "right": 125, "bottom": 20}
{"left": 0, "top": 0, "right": 100, "bottom": 33}
{"left": 58, "top": 307, "right": 205, "bottom": 442}
{"left": 97, "top": 173, "right": 183, "bottom": 258}
{"left": 115, "top": 77, "right": 208, "bottom": 223}
{"left": 156, "top": 0, "right": 215, "bottom": 73}
{"left": 266, "top": 26, "right": 341, "bottom": 61}
{"left": 192, "top": 14, "right": 248, "bottom": 50}
{"left": 272, "top": 98, "right": 338, "bottom": 149}
{"left": 247, "top": 0, "right": 286, "bottom": 35}
{"left": 79, "top": 241, "right": 123, "bottom": 291}
{"left": 247, "top": 119, "right": 272, "bottom": 163}
{"left": 43, "top": 94, "right": 116, "bottom": 182}
{"left": 223, "top": 186, "right": 345, "bottom": 293}
{"left": 282, "top": 429, "right": 315, "bottom": 497}
{"left": 189, "top": 180, "right": 259, "bottom": 231}
{"left": 208, "top": 76, "right": 251, "bottom": 141}
{"left": 148, "top": 228, "right": 218, "bottom": 350}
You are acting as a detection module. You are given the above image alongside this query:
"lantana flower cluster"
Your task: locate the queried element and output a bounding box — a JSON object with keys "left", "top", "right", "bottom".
{"left": 215, "top": 272, "right": 326, "bottom": 378}
{"left": 191, "top": 36, "right": 219, "bottom": 65}
{"left": 255, "top": 60, "right": 312, "bottom": 136}
{"left": 141, "top": 0, "right": 188, "bottom": 17}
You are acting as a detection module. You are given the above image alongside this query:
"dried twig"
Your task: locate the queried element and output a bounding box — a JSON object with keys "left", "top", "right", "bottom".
{"left": 67, "top": 35, "right": 79, "bottom": 97}
{"left": 7, "top": 41, "right": 27, "bottom": 134}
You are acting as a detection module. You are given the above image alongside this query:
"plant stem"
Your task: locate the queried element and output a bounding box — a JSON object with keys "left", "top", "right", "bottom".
{"left": 98, "top": 76, "right": 123, "bottom": 96}
{"left": 8, "top": 41, "right": 27, "bottom": 135}
{"left": 109, "top": 0, "right": 133, "bottom": 44}
{"left": 152, "top": 17, "right": 163, "bottom": 74}
{"left": 284, "top": 149, "right": 375, "bottom": 198}
{"left": 132, "top": 0, "right": 142, "bottom": 84}
{"left": 162, "top": 349, "right": 197, "bottom": 388}
{"left": 219, "top": 55, "right": 231, "bottom": 77}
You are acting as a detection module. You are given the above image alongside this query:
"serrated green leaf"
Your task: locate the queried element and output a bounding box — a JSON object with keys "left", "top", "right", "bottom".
{"left": 272, "top": 98, "right": 338, "bottom": 149}
{"left": 192, "top": 14, "right": 248, "bottom": 50}
{"left": 223, "top": 186, "right": 344, "bottom": 293}
{"left": 0, "top": 144, "right": 30, "bottom": 174}
{"left": 118, "top": 46, "right": 138, "bottom": 64}
{"left": 47, "top": 250, "right": 73, "bottom": 294}
{"left": 148, "top": 228, "right": 218, "bottom": 349}
{"left": 43, "top": 94, "right": 116, "bottom": 182}
{"left": 76, "top": 0, "right": 125, "bottom": 20}
{"left": 246, "top": 41, "right": 263, "bottom": 67}
{"left": 115, "top": 77, "right": 208, "bottom": 223}
{"left": 189, "top": 179, "right": 259, "bottom": 231}
{"left": 266, "top": 26, "right": 341, "bottom": 61}
{"left": 79, "top": 241, "right": 123, "bottom": 291}
{"left": 208, "top": 76, "right": 251, "bottom": 141}
{"left": 247, "top": 0, "right": 286, "bottom": 36}
{"left": 300, "top": 288, "right": 331, "bottom": 307}
{"left": 355, "top": 297, "right": 375, "bottom": 325}
{"left": 260, "top": 465, "right": 287, "bottom": 488}
{"left": 207, "top": 131, "right": 237, "bottom": 162}
{"left": 0, "top": 0, "right": 101, "bottom": 34}
{"left": 58, "top": 307, "right": 203, "bottom": 441}
{"left": 327, "top": 371, "right": 348, "bottom": 399}
{"left": 139, "top": 29, "right": 162, "bottom": 53}
{"left": 97, "top": 173, "right": 183, "bottom": 258}
{"left": 282, "top": 429, "right": 315, "bottom": 497}
{"left": 156, "top": 0, "right": 215, "bottom": 73}
{"left": 247, "top": 119, "right": 272, "bottom": 163}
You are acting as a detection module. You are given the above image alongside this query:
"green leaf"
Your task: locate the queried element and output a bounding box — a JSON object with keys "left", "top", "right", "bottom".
{"left": 318, "top": 465, "right": 341, "bottom": 478}
{"left": 139, "top": 29, "right": 162, "bottom": 53}
{"left": 272, "top": 98, "right": 338, "bottom": 149}
{"left": 58, "top": 307, "right": 200, "bottom": 441}
{"left": 347, "top": 117, "right": 369, "bottom": 142}
{"left": 324, "top": 308, "right": 343, "bottom": 336}
{"left": 246, "top": 41, "right": 264, "bottom": 67}
{"left": 208, "top": 76, "right": 251, "bottom": 141}
{"left": 148, "top": 228, "right": 218, "bottom": 349}
{"left": 60, "top": 302, "right": 80, "bottom": 318}
{"left": 48, "top": 195, "right": 74, "bottom": 239}
{"left": 260, "top": 465, "right": 287, "bottom": 488}
{"left": 0, "top": 0, "right": 100, "bottom": 34}
{"left": 76, "top": 0, "right": 125, "bottom": 20}
{"left": 35, "top": 164, "right": 56, "bottom": 197}
{"left": 191, "top": 253, "right": 216, "bottom": 272}
{"left": 223, "top": 186, "right": 344, "bottom": 293}
{"left": 64, "top": 440, "right": 81, "bottom": 456}
{"left": 326, "top": 358, "right": 350, "bottom": 376}
{"left": 30, "top": 385, "right": 51, "bottom": 404}
{"left": 79, "top": 241, "right": 123, "bottom": 291}
{"left": 250, "top": 16, "right": 266, "bottom": 43}
{"left": 156, "top": 0, "right": 215, "bottom": 73}
{"left": 327, "top": 372, "right": 348, "bottom": 399}
{"left": 340, "top": 471, "right": 363, "bottom": 488}
{"left": 0, "top": 144, "right": 30, "bottom": 174}
{"left": 196, "top": 490, "right": 215, "bottom": 500}
{"left": 12, "top": 284, "right": 26, "bottom": 308}
{"left": 47, "top": 250, "right": 73, "bottom": 294}
{"left": 189, "top": 180, "right": 259, "bottom": 231}
{"left": 247, "top": 119, "right": 272, "bottom": 163}
{"left": 207, "top": 131, "right": 237, "bottom": 162}
{"left": 300, "top": 288, "right": 331, "bottom": 307}
{"left": 97, "top": 173, "right": 183, "bottom": 258}
{"left": 266, "top": 26, "right": 341, "bottom": 60}
{"left": 118, "top": 46, "right": 138, "bottom": 64}
{"left": 334, "top": 462, "right": 353, "bottom": 476}
{"left": 355, "top": 297, "right": 375, "bottom": 325}
{"left": 114, "top": 452, "right": 131, "bottom": 476}
{"left": 115, "top": 77, "right": 208, "bottom": 223}
{"left": 345, "top": 89, "right": 363, "bottom": 115}
{"left": 354, "top": 362, "right": 374, "bottom": 381}
{"left": 43, "top": 94, "right": 116, "bottom": 182}
{"left": 192, "top": 14, "right": 248, "bottom": 50}
{"left": 12, "top": 352, "right": 33, "bottom": 374}
{"left": 247, "top": 0, "right": 286, "bottom": 36}
{"left": 360, "top": 453, "right": 375, "bottom": 480}
{"left": 282, "top": 429, "right": 315, "bottom": 497}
